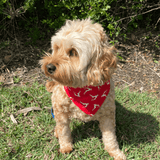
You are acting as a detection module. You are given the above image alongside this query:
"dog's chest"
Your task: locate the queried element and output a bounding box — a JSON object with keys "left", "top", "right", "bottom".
{"left": 51, "top": 80, "right": 115, "bottom": 122}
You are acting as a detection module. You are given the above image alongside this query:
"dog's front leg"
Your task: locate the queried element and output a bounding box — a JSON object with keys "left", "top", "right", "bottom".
{"left": 99, "top": 116, "right": 126, "bottom": 160}
{"left": 54, "top": 112, "right": 73, "bottom": 154}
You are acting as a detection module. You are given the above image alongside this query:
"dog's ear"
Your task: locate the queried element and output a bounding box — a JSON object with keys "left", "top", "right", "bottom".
{"left": 87, "top": 23, "right": 117, "bottom": 85}
{"left": 46, "top": 81, "right": 56, "bottom": 92}
{"left": 87, "top": 46, "right": 117, "bottom": 85}
{"left": 98, "top": 46, "right": 117, "bottom": 82}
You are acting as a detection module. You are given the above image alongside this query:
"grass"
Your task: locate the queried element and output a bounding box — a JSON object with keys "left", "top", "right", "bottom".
{"left": 0, "top": 82, "right": 160, "bottom": 160}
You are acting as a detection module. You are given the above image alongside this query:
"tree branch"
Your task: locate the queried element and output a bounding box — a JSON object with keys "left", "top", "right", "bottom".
{"left": 115, "top": 6, "right": 160, "bottom": 23}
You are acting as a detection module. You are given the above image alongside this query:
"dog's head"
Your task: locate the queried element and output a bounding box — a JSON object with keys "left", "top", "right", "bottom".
{"left": 40, "top": 18, "right": 117, "bottom": 88}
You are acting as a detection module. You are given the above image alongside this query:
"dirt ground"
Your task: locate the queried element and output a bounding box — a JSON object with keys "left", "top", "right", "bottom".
{"left": 0, "top": 29, "right": 160, "bottom": 98}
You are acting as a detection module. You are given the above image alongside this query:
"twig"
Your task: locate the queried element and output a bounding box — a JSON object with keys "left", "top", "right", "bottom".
{"left": 1, "top": 95, "right": 10, "bottom": 101}
{"left": 121, "top": 80, "right": 130, "bottom": 85}
{"left": 49, "top": 144, "right": 57, "bottom": 152}
{"left": 155, "top": 17, "right": 160, "bottom": 27}
{"left": 17, "top": 107, "right": 42, "bottom": 116}
{"left": 122, "top": 80, "right": 135, "bottom": 86}
{"left": 149, "top": 68, "right": 160, "bottom": 78}
{"left": 100, "top": 5, "right": 160, "bottom": 24}
{"left": 115, "top": 6, "right": 160, "bottom": 23}
{"left": 139, "top": 55, "right": 160, "bottom": 78}
{"left": 44, "top": 106, "right": 51, "bottom": 110}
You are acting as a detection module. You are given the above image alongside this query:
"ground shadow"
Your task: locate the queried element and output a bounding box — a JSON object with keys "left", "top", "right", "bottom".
{"left": 71, "top": 100, "right": 159, "bottom": 148}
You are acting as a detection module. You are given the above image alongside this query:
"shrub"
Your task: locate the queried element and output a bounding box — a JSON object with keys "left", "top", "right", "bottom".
{"left": 0, "top": 0, "right": 159, "bottom": 42}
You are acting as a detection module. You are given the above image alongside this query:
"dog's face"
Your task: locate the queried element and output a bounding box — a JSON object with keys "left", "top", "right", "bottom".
{"left": 40, "top": 19, "right": 117, "bottom": 88}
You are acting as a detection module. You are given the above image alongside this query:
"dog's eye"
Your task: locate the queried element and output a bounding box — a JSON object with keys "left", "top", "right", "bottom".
{"left": 69, "top": 50, "right": 74, "bottom": 56}
{"left": 69, "top": 49, "right": 78, "bottom": 57}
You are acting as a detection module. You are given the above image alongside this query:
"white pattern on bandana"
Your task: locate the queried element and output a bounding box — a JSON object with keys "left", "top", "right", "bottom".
{"left": 84, "top": 87, "right": 92, "bottom": 94}
{"left": 90, "top": 94, "right": 98, "bottom": 101}
{"left": 80, "top": 101, "right": 89, "bottom": 108}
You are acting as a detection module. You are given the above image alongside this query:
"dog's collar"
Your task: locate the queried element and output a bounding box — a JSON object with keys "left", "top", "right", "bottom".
{"left": 64, "top": 80, "right": 110, "bottom": 116}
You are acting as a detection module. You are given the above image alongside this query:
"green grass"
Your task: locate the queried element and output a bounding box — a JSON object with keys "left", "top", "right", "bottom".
{"left": 0, "top": 83, "right": 160, "bottom": 160}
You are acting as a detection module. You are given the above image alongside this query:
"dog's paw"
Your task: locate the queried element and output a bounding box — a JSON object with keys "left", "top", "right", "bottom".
{"left": 114, "top": 155, "right": 126, "bottom": 160}
{"left": 59, "top": 146, "right": 73, "bottom": 154}
{"left": 109, "top": 151, "right": 126, "bottom": 160}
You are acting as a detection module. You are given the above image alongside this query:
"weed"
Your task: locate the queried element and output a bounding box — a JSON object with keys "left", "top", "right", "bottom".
{"left": 13, "top": 76, "right": 21, "bottom": 84}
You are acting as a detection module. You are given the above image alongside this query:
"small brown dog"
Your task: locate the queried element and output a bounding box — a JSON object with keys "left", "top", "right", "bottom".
{"left": 40, "top": 18, "right": 126, "bottom": 160}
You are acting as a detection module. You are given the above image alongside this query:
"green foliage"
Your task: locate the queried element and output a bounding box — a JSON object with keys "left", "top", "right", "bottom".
{"left": 13, "top": 76, "right": 21, "bottom": 84}
{"left": 0, "top": 40, "right": 10, "bottom": 49}
{"left": 0, "top": 0, "right": 7, "bottom": 14}
{"left": 23, "top": 0, "right": 35, "bottom": 11}
{"left": 0, "top": 0, "right": 159, "bottom": 43}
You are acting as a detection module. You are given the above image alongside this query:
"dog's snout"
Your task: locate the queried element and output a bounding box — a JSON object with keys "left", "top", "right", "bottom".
{"left": 46, "top": 63, "right": 56, "bottom": 74}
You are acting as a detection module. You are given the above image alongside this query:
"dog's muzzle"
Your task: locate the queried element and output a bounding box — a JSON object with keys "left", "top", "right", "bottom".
{"left": 46, "top": 63, "right": 56, "bottom": 74}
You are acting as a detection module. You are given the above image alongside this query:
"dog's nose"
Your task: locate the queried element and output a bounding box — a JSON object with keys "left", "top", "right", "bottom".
{"left": 46, "top": 63, "right": 56, "bottom": 74}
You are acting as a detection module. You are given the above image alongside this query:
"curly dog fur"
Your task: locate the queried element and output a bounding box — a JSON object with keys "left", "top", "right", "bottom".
{"left": 40, "top": 18, "right": 126, "bottom": 160}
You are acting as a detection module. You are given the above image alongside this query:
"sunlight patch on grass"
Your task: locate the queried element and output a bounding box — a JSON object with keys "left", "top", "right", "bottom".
{"left": 0, "top": 83, "right": 160, "bottom": 159}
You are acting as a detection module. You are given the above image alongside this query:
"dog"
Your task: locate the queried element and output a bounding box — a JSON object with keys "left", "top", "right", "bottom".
{"left": 40, "top": 18, "right": 126, "bottom": 160}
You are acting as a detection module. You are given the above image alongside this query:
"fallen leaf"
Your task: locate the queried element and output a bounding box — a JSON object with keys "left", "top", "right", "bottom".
{"left": 26, "top": 153, "right": 32, "bottom": 158}
{"left": 140, "top": 87, "right": 144, "bottom": 92}
{"left": 17, "top": 107, "right": 42, "bottom": 116}
{"left": 4, "top": 55, "right": 12, "bottom": 63}
{"left": 125, "top": 148, "right": 128, "bottom": 152}
{"left": 10, "top": 114, "right": 18, "bottom": 124}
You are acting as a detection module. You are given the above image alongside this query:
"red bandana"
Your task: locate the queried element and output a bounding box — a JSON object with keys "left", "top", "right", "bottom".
{"left": 64, "top": 81, "right": 110, "bottom": 116}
